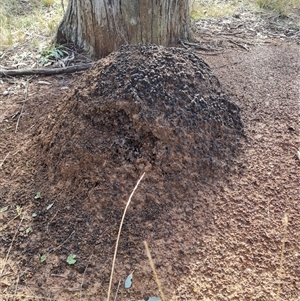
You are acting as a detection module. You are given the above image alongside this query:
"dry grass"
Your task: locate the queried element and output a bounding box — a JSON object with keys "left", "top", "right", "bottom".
{"left": 190, "top": 0, "right": 250, "bottom": 20}
{"left": 0, "top": 0, "right": 66, "bottom": 51}
{"left": 190, "top": 0, "right": 300, "bottom": 20}
{"left": 255, "top": 0, "right": 300, "bottom": 16}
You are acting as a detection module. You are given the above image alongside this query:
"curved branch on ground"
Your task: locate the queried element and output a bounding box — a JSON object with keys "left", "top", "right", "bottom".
{"left": 0, "top": 63, "right": 94, "bottom": 77}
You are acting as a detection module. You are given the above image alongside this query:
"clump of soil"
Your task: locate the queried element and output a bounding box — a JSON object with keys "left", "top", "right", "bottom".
{"left": 34, "top": 45, "right": 243, "bottom": 194}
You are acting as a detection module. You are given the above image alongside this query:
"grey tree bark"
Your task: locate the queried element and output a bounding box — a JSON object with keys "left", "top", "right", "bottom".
{"left": 56, "top": 0, "right": 192, "bottom": 58}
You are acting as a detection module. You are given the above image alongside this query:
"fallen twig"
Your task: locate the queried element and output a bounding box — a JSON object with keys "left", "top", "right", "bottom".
{"left": 106, "top": 172, "right": 145, "bottom": 301}
{"left": 13, "top": 275, "right": 20, "bottom": 301}
{"left": 276, "top": 213, "right": 289, "bottom": 301}
{"left": 49, "top": 230, "right": 75, "bottom": 253}
{"left": 113, "top": 280, "right": 121, "bottom": 301}
{"left": 79, "top": 255, "right": 93, "bottom": 301}
{"left": 0, "top": 63, "right": 94, "bottom": 77}
{"left": 0, "top": 207, "right": 22, "bottom": 232}
{"left": 0, "top": 215, "right": 25, "bottom": 277}
{"left": 144, "top": 241, "right": 166, "bottom": 301}
{"left": 15, "top": 80, "right": 30, "bottom": 133}
{"left": 229, "top": 39, "right": 249, "bottom": 51}
{"left": 2, "top": 294, "right": 56, "bottom": 301}
{"left": 46, "top": 210, "right": 59, "bottom": 232}
{"left": 180, "top": 39, "right": 218, "bottom": 52}
{"left": 0, "top": 152, "right": 10, "bottom": 169}
{"left": 179, "top": 39, "right": 189, "bottom": 49}
{"left": 180, "top": 40, "right": 218, "bottom": 51}
{"left": 280, "top": 143, "right": 300, "bottom": 160}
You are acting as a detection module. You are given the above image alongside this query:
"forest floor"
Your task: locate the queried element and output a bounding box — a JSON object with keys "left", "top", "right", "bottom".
{"left": 0, "top": 7, "right": 300, "bottom": 301}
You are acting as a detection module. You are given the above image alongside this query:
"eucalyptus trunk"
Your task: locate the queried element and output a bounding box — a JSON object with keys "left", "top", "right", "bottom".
{"left": 56, "top": 0, "right": 192, "bottom": 58}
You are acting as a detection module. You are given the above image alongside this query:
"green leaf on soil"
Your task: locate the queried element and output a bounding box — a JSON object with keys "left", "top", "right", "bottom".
{"left": 0, "top": 206, "right": 9, "bottom": 213}
{"left": 66, "top": 254, "right": 76, "bottom": 265}
{"left": 26, "top": 227, "right": 33, "bottom": 234}
{"left": 125, "top": 272, "right": 133, "bottom": 289}
{"left": 40, "top": 254, "right": 46, "bottom": 262}
{"left": 35, "top": 191, "right": 41, "bottom": 199}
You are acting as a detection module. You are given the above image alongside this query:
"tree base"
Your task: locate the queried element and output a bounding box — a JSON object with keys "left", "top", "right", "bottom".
{"left": 56, "top": 0, "right": 192, "bottom": 58}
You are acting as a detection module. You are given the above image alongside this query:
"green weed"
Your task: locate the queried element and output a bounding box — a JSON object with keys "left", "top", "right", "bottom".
{"left": 38, "top": 44, "right": 68, "bottom": 65}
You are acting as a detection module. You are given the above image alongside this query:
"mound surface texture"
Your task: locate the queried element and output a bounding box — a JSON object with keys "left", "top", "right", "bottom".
{"left": 36, "top": 45, "right": 243, "bottom": 192}
{"left": 27, "top": 44, "right": 246, "bottom": 298}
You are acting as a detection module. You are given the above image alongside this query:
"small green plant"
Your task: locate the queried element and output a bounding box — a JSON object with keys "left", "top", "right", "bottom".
{"left": 66, "top": 254, "right": 77, "bottom": 265}
{"left": 0, "top": 206, "right": 9, "bottom": 213}
{"left": 40, "top": 254, "right": 47, "bottom": 262}
{"left": 26, "top": 227, "right": 33, "bottom": 234}
{"left": 39, "top": 44, "right": 68, "bottom": 65}
{"left": 34, "top": 191, "right": 41, "bottom": 199}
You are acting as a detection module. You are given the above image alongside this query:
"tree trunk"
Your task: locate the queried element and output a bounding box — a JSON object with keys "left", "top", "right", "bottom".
{"left": 56, "top": 0, "right": 192, "bottom": 58}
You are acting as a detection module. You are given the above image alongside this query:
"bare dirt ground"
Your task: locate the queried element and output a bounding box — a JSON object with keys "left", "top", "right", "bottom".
{"left": 0, "top": 11, "right": 300, "bottom": 301}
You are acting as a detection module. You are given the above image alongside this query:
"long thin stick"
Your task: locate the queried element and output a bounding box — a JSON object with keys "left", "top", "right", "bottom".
{"left": 15, "top": 81, "right": 29, "bottom": 133}
{"left": 144, "top": 241, "right": 166, "bottom": 301}
{"left": 3, "top": 294, "right": 55, "bottom": 300}
{"left": 13, "top": 275, "right": 20, "bottom": 301}
{"left": 0, "top": 152, "right": 10, "bottom": 169}
{"left": 276, "top": 213, "right": 289, "bottom": 301}
{"left": 106, "top": 172, "right": 145, "bottom": 301}
{"left": 0, "top": 215, "right": 24, "bottom": 277}
{"left": 0, "top": 213, "right": 21, "bottom": 232}
{"left": 49, "top": 230, "right": 75, "bottom": 253}
{"left": 113, "top": 280, "right": 121, "bottom": 301}
{"left": 79, "top": 255, "right": 93, "bottom": 301}
{"left": 0, "top": 63, "right": 93, "bottom": 77}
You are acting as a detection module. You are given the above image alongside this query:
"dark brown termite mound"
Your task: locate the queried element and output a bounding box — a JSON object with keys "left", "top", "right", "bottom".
{"left": 34, "top": 45, "right": 243, "bottom": 198}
